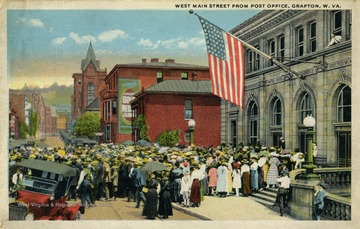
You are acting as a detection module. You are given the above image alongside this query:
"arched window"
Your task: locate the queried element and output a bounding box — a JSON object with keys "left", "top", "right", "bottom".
{"left": 248, "top": 101, "right": 259, "bottom": 146}
{"left": 300, "top": 92, "right": 314, "bottom": 122}
{"left": 337, "top": 85, "right": 351, "bottom": 122}
{"left": 335, "top": 85, "right": 351, "bottom": 167}
{"left": 273, "top": 98, "right": 282, "bottom": 125}
{"left": 298, "top": 92, "right": 315, "bottom": 155}
{"left": 270, "top": 96, "right": 283, "bottom": 148}
{"left": 87, "top": 82, "right": 95, "bottom": 106}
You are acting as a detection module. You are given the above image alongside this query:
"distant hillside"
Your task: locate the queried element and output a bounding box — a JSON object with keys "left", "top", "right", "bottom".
{"left": 22, "top": 83, "right": 73, "bottom": 111}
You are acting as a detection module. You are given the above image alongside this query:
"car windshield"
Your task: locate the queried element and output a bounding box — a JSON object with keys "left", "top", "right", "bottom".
{"left": 22, "top": 176, "right": 57, "bottom": 195}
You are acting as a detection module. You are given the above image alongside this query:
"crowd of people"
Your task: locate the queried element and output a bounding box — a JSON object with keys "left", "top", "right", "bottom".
{"left": 9, "top": 141, "right": 311, "bottom": 220}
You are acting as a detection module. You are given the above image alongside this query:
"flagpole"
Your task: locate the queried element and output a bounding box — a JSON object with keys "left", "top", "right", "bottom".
{"left": 190, "top": 10, "right": 304, "bottom": 80}
{"left": 232, "top": 37, "right": 305, "bottom": 80}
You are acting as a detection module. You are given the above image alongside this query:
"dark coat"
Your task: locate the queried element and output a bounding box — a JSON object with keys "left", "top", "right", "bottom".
{"left": 158, "top": 180, "right": 173, "bottom": 218}
{"left": 142, "top": 178, "right": 158, "bottom": 219}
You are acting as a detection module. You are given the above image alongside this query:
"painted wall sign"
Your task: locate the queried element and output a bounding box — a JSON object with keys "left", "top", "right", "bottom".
{"left": 118, "top": 79, "right": 140, "bottom": 134}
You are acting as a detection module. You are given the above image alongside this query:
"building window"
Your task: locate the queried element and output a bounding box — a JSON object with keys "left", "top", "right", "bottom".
{"left": 107, "top": 100, "right": 111, "bottom": 120}
{"left": 248, "top": 101, "right": 259, "bottom": 146}
{"left": 105, "top": 124, "right": 111, "bottom": 142}
{"left": 230, "top": 119, "right": 238, "bottom": 147}
{"left": 269, "top": 96, "right": 283, "bottom": 148}
{"left": 103, "top": 102, "right": 106, "bottom": 121}
{"left": 268, "top": 39, "right": 275, "bottom": 66}
{"left": 181, "top": 72, "right": 188, "bottom": 80}
{"left": 254, "top": 46, "right": 260, "bottom": 71}
{"left": 112, "top": 100, "right": 117, "bottom": 115}
{"left": 300, "top": 92, "right": 314, "bottom": 122}
{"left": 273, "top": 97, "right": 282, "bottom": 126}
{"left": 185, "top": 99, "right": 193, "bottom": 119}
{"left": 309, "top": 22, "right": 317, "bottom": 52}
{"left": 87, "top": 82, "right": 95, "bottom": 106}
{"left": 333, "top": 11, "right": 342, "bottom": 36}
{"left": 337, "top": 85, "right": 351, "bottom": 122}
{"left": 157, "top": 71, "right": 163, "bottom": 83}
{"left": 278, "top": 35, "right": 285, "bottom": 62}
{"left": 296, "top": 27, "right": 304, "bottom": 57}
{"left": 247, "top": 50, "right": 253, "bottom": 73}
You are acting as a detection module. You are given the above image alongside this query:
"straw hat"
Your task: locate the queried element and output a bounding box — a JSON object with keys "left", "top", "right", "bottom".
{"left": 241, "top": 158, "right": 249, "bottom": 164}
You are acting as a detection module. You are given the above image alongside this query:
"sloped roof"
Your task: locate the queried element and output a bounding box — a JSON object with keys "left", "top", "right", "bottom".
{"left": 122, "top": 62, "right": 208, "bottom": 69}
{"left": 85, "top": 98, "right": 99, "bottom": 111}
{"left": 144, "top": 80, "right": 212, "bottom": 94}
{"left": 81, "top": 42, "right": 100, "bottom": 71}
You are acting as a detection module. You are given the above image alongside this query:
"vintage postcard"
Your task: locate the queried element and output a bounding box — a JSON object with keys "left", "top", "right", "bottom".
{"left": 0, "top": 0, "right": 358, "bottom": 228}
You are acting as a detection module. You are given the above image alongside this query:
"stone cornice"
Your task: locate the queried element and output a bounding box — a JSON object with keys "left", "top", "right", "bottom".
{"left": 245, "top": 40, "right": 351, "bottom": 81}
{"left": 231, "top": 10, "right": 303, "bottom": 41}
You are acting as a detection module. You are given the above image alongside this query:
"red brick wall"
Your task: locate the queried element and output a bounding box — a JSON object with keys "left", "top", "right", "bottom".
{"left": 144, "top": 94, "right": 221, "bottom": 147}
{"left": 72, "top": 73, "right": 82, "bottom": 120}
{"left": 101, "top": 62, "right": 211, "bottom": 143}
{"left": 10, "top": 94, "right": 25, "bottom": 122}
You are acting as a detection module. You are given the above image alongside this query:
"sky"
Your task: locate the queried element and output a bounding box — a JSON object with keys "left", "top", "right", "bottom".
{"left": 7, "top": 9, "right": 261, "bottom": 89}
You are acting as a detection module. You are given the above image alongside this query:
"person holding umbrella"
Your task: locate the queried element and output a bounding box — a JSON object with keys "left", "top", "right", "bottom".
{"left": 142, "top": 172, "right": 159, "bottom": 220}
{"left": 140, "top": 161, "right": 167, "bottom": 220}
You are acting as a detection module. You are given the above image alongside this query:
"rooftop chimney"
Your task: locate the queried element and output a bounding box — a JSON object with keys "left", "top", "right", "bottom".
{"left": 165, "top": 59, "right": 175, "bottom": 64}
{"left": 150, "top": 58, "right": 159, "bottom": 63}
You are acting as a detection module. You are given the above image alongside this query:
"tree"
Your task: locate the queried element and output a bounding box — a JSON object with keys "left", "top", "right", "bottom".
{"left": 19, "top": 121, "right": 28, "bottom": 139}
{"left": 156, "top": 129, "right": 181, "bottom": 147}
{"left": 133, "top": 114, "right": 151, "bottom": 142}
{"left": 72, "top": 112, "right": 100, "bottom": 138}
{"left": 28, "top": 109, "right": 40, "bottom": 137}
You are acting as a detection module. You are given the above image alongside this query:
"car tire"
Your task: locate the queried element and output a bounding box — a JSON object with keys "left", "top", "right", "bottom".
{"left": 73, "top": 211, "right": 81, "bottom": 220}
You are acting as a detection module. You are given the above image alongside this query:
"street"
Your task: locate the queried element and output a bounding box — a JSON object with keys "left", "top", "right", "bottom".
{"left": 43, "top": 135, "right": 65, "bottom": 149}
{"left": 68, "top": 198, "right": 200, "bottom": 220}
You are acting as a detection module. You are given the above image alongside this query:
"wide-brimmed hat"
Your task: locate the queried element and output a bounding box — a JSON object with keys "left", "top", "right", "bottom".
{"left": 241, "top": 159, "right": 249, "bottom": 164}
{"left": 135, "top": 161, "right": 143, "bottom": 166}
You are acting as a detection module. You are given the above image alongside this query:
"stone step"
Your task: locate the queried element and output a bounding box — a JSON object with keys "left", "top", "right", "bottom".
{"left": 249, "top": 194, "right": 275, "bottom": 206}
{"left": 257, "top": 189, "right": 278, "bottom": 198}
{"left": 250, "top": 192, "right": 276, "bottom": 205}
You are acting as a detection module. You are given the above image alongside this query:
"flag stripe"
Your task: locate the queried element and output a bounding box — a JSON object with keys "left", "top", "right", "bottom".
{"left": 227, "top": 34, "right": 237, "bottom": 105}
{"left": 198, "top": 16, "right": 245, "bottom": 109}
{"left": 208, "top": 54, "right": 216, "bottom": 95}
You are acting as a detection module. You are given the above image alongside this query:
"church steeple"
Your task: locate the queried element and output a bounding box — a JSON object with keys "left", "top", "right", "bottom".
{"left": 81, "top": 42, "right": 100, "bottom": 71}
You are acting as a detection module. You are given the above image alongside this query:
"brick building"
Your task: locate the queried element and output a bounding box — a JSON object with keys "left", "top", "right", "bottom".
{"left": 56, "top": 111, "right": 70, "bottom": 132}
{"left": 9, "top": 109, "right": 20, "bottom": 139}
{"left": 222, "top": 10, "right": 351, "bottom": 167}
{"left": 71, "top": 42, "right": 107, "bottom": 121}
{"left": 100, "top": 58, "right": 211, "bottom": 143}
{"left": 9, "top": 90, "right": 47, "bottom": 139}
{"left": 131, "top": 80, "right": 221, "bottom": 147}
{"left": 45, "top": 107, "right": 57, "bottom": 135}
{"left": 9, "top": 93, "right": 27, "bottom": 126}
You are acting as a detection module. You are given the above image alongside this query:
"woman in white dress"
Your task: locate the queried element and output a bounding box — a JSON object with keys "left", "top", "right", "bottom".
{"left": 232, "top": 162, "right": 241, "bottom": 196}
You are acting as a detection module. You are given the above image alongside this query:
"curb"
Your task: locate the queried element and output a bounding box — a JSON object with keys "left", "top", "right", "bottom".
{"left": 171, "top": 203, "right": 211, "bottom": 221}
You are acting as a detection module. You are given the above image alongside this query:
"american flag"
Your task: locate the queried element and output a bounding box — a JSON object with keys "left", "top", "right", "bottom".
{"left": 198, "top": 16, "right": 245, "bottom": 108}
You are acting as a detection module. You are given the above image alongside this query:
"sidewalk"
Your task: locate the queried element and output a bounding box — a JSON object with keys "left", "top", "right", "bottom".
{"left": 172, "top": 195, "right": 295, "bottom": 220}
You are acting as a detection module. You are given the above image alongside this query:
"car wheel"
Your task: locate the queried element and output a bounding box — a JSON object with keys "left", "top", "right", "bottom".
{"left": 73, "top": 211, "right": 81, "bottom": 220}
